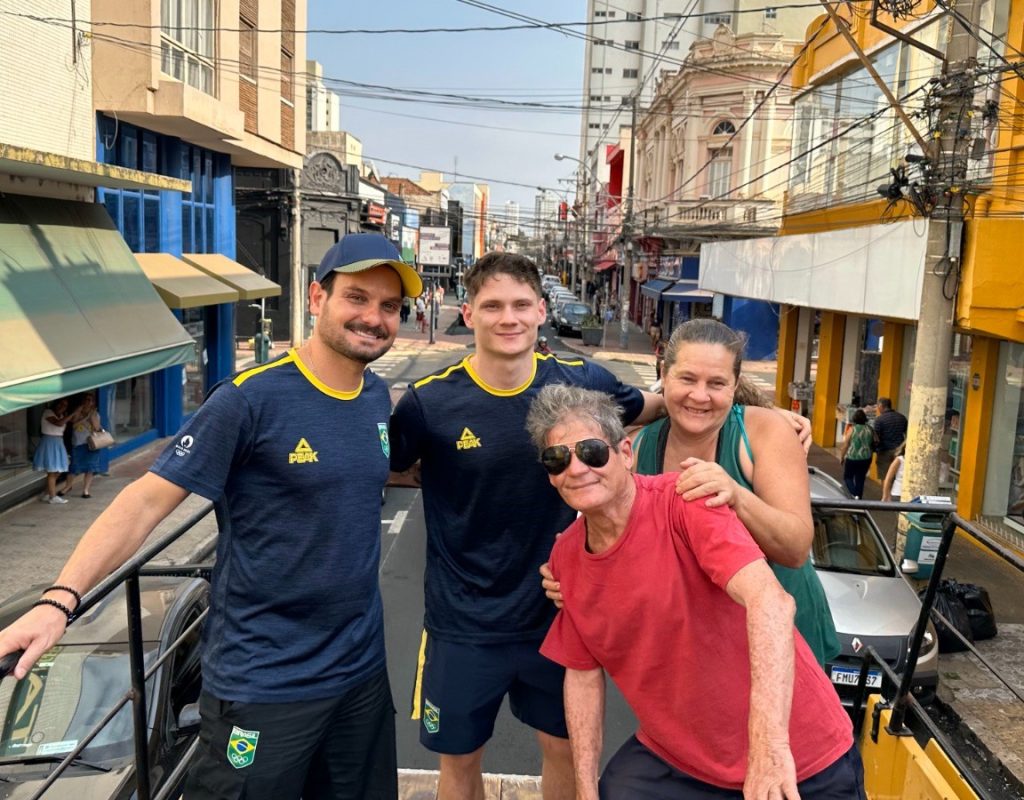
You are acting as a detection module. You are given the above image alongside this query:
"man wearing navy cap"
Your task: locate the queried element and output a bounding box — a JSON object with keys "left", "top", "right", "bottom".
{"left": 0, "top": 233, "right": 421, "bottom": 799}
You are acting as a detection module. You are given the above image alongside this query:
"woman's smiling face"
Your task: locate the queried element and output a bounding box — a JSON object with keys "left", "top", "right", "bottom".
{"left": 662, "top": 342, "right": 738, "bottom": 438}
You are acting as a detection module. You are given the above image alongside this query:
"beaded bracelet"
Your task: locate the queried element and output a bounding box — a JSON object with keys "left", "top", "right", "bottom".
{"left": 43, "top": 584, "right": 82, "bottom": 610}
{"left": 33, "top": 598, "right": 74, "bottom": 622}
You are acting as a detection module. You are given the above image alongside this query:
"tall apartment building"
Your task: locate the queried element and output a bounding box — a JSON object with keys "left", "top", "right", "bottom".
{"left": 503, "top": 200, "right": 521, "bottom": 238}
{"left": 533, "top": 190, "right": 560, "bottom": 237}
{"left": 306, "top": 60, "right": 342, "bottom": 132}
{"left": 579, "top": 0, "right": 810, "bottom": 181}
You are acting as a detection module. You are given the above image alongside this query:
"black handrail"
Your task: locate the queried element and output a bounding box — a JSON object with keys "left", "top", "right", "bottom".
{"left": 0, "top": 501, "right": 214, "bottom": 800}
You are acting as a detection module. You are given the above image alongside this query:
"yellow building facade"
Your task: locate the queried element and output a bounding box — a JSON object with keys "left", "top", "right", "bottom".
{"left": 701, "top": 0, "right": 1024, "bottom": 546}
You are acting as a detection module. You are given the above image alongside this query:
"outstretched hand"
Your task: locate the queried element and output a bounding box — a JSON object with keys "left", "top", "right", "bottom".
{"left": 0, "top": 605, "right": 68, "bottom": 681}
{"left": 675, "top": 458, "right": 741, "bottom": 508}
{"left": 779, "top": 410, "right": 812, "bottom": 454}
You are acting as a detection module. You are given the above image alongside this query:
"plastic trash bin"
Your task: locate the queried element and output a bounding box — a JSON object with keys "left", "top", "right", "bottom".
{"left": 903, "top": 511, "right": 946, "bottom": 579}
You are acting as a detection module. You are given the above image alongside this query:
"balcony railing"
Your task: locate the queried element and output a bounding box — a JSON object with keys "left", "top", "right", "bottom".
{"left": 641, "top": 198, "right": 778, "bottom": 231}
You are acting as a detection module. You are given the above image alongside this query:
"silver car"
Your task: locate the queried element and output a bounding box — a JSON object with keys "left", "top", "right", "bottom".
{"left": 808, "top": 467, "right": 939, "bottom": 705}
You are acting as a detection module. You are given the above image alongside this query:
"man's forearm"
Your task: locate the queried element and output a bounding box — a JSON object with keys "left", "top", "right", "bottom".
{"left": 55, "top": 473, "right": 189, "bottom": 595}
{"left": 564, "top": 667, "right": 605, "bottom": 800}
{"left": 633, "top": 391, "right": 666, "bottom": 425}
{"left": 747, "top": 587, "right": 796, "bottom": 749}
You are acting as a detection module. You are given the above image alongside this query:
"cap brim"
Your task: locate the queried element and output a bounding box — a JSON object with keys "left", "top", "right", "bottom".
{"left": 334, "top": 258, "right": 423, "bottom": 298}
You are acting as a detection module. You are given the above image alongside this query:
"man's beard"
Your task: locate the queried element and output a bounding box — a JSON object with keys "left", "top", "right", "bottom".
{"left": 323, "top": 322, "right": 393, "bottom": 365}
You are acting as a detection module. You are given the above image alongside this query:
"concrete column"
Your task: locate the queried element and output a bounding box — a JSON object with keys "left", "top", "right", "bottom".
{"left": 776, "top": 304, "right": 800, "bottom": 408}
{"left": 760, "top": 95, "right": 776, "bottom": 196}
{"left": 812, "top": 311, "right": 846, "bottom": 447}
{"left": 740, "top": 93, "right": 755, "bottom": 194}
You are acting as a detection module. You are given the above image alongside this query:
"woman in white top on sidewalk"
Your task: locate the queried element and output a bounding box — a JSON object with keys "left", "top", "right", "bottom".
{"left": 882, "top": 444, "right": 906, "bottom": 502}
{"left": 32, "top": 398, "right": 72, "bottom": 504}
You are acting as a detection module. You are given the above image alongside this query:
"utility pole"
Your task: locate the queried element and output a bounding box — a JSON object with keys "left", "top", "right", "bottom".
{"left": 290, "top": 168, "right": 304, "bottom": 347}
{"left": 896, "top": 0, "right": 980, "bottom": 557}
{"left": 620, "top": 92, "right": 638, "bottom": 349}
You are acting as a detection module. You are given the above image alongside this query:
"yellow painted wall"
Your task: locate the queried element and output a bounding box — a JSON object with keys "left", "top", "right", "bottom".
{"left": 777, "top": 305, "right": 799, "bottom": 408}
{"left": 957, "top": 337, "right": 1001, "bottom": 519}
{"left": 958, "top": 217, "right": 1024, "bottom": 344}
{"left": 812, "top": 312, "right": 845, "bottom": 447}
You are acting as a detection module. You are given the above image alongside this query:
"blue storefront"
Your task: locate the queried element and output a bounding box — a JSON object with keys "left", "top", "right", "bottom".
{"left": 94, "top": 114, "right": 279, "bottom": 461}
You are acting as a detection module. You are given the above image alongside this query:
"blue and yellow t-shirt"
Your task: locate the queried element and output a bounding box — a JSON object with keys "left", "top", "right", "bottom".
{"left": 151, "top": 349, "right": 392, "bottom": 703}
{"left": 390, "top": 352, "right": 645, "bottom": 643}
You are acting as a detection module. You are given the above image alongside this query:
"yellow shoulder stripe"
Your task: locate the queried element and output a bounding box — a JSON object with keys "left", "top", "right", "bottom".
{"left": 233, "top": 352, "right": 296, "bottom": 387}
{"left": 413, "top": 359, "right": 468, "bottom": 389}
{"left": 537, "top": 353, "right": 585, "bottom": 367}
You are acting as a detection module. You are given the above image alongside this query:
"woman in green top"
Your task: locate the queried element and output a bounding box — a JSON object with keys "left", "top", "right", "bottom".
{"left": 631, "top": 319, "right": 840, "bottom": 668}
{"left": 839, "top": 407, "right": 875, "bottom": 499}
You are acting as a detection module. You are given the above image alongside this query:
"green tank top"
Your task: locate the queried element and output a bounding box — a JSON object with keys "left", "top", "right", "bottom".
{"left": 634, "top": 406, "right": 840, "bottom": 667}
{"left": 847, "top": 423, "right": 874, "bottom": 461}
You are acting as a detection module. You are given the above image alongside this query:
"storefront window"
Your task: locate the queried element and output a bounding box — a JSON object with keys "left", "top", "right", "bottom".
{"left": 182, "top": 309, "right": 206, "bottom": 414}
{"left": 0, "top": 410, "right": 30, "bottom": 477}
{"left": 943, "top": 334, "right": 973, "bottom": 496}
{"left": 108, "top": 375, "right": 153, "bottom": 440}
{"left": 1003, "top": 343, "right": 1024, "bottom": 524}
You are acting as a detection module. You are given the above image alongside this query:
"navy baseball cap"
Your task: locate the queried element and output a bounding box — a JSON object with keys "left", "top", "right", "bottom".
{"left": 315, "top": 233, "right": 422, "bottom": 298}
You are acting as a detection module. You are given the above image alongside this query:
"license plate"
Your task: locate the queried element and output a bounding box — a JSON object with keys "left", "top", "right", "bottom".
{"left": 830, "top": 666, "right": 882, "bottom": 688}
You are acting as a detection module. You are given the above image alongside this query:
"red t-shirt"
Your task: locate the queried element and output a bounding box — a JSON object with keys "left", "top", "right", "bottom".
{"left": 540, "top": 473, "right": 853, "bottom": 790}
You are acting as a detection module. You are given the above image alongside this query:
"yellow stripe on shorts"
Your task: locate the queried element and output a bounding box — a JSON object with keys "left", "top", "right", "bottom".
{"left": 410, "top": 629, "right": 428, "bottom": 720}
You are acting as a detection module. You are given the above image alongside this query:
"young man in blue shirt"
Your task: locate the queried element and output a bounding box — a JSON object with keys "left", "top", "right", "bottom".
{"left": 389, "top": 252, "right": 665, "bottom": 800}
{"left": 0, "top": 234, "right": 422, "bottom": 800}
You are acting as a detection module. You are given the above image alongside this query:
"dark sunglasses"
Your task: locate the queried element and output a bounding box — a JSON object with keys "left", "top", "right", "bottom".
{"left": 540, "top": 438, "right": 611, "bottom": 475}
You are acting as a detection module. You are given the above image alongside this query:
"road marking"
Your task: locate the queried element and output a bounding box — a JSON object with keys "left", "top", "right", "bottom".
{"left": 388, "top": 510, "right": 407, "bottom": 535}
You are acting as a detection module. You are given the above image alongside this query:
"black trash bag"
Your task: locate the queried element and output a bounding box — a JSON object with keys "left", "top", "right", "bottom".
{"left": 956, "top": 582, "right": 998, "bottom": 641}
{"left": 922, "top": 579, "right": 974, "bottom": 653}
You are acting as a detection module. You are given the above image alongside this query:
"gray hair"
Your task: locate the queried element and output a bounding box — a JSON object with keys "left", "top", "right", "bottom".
{"left": 525, "top": 385, "right": 626, "bottom": 454}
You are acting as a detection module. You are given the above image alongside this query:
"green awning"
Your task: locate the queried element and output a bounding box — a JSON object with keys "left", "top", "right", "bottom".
{"left": 0, "top": 194, "right": 195, "bottom": 415}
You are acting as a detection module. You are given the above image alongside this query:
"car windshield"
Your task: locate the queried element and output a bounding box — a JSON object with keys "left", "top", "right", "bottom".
{"left": 0, "top": 644, "right": 156, "bottom": 764}
{"left": 562, "top": 303, "right": 589, "bottom": 317}
{"left": 810, "top": 510, "right": 896, "bottom": 576}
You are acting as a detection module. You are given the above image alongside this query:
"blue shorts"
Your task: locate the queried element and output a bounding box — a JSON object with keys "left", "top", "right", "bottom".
{"left": 411, "top": 633, "right": 568, "bottom": 754}
{"left": 600, "top": 736, "right": 865, "bottom": 799}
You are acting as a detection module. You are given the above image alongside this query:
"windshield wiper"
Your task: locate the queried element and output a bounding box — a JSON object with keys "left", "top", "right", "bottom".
{"left": 14, "top": 754, "right": 112, "bottom": 773}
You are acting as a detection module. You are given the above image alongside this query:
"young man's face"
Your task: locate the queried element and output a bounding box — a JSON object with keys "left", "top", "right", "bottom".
{"left": 462, "top": 274, "right": 546, "bottom": 359}
{"left": 309, "top": 265, "right": 403, "bottom": 364}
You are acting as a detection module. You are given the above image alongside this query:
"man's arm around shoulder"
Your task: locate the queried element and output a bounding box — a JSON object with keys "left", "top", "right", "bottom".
{"left": 724, "top": 559, "right": 801, "bottom": 800}
{"left": 0, "top": 473, "right": 189, "bottom": 679}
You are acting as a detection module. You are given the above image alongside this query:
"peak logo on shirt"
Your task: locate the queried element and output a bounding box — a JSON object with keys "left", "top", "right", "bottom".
{"left": 288, "top": 437, "right": 319, "bottom": 464}
{"left": 456, "top": 427, "right": 481, "bottom": 450}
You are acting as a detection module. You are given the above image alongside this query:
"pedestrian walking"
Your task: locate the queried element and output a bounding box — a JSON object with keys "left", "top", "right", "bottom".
{"left": 873, "top": 397, "right": 908, "bottom": 479}
{"left": 400, "top": 295, "right": 411, "bottom": 325}
{"left": 0, "top": 233, "right": 422, "bottom": 800}
{"left": 60, "top": 393, "right": 103, "bottom": 498}
{"left": 526, "top": 385, "right": 862, "bottom": 800}
{"left": 389, "top": 252, "right": 666, "bottom": 800}
{"left": 32, "top": 398, "right": 72, "bottom": 504}
{"left": 416, "top": 295, "right": 427, "bottom": 333}
{"left": 840, "top": 408, "right": 875, "bottom": 498}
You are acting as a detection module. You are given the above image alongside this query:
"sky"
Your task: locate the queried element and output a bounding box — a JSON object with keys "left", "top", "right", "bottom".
{"left": 306, "top": 1, "right": 590, "bottom": 218}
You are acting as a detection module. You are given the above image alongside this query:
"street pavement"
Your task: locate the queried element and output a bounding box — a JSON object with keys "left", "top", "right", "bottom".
{"left": 0, "top": 296, "right": 1021, "bottom": 797}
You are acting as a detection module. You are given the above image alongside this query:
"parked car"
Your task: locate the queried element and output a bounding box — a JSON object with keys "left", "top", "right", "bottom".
{"left": 555, "top": 302, "right": 591, "bottom": 337}
{"left": 547, "top": 293, "right": 577, "bottom": 325}
{"left": 0, "top": 575, "right": 209, "bottom": 799}
{"left": 807, "top": 467, "right": 939, "bottom": 705}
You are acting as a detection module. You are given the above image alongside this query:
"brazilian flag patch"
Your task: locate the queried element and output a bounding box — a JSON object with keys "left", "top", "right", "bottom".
{"left": 226, "top": 726, "right": 259, "bottom": 769}
{"left": 423, "top": 699, "right": 440, "bottom": 734}
{"left": 378, "top": 422, "right": 391, "bottom": 457}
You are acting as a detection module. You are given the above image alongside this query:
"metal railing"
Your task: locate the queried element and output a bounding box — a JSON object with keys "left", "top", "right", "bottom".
{"left": 0, "top": 502, "right": 215, "bottom": 800}
{"left": 812, "top": 498, "right": 1024, "bottom": 800}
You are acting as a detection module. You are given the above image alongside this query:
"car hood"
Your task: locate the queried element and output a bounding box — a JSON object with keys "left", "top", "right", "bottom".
{"left": 0, "top": 763, "right": 134, "bottom": 799}
{"left": 816, "top": 571, "right": 921, "bottom": 638}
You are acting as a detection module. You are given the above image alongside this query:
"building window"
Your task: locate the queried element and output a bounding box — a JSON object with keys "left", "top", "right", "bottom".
{"left": 626, "top": 12, "right": 641, "bottom": 21}
{"left": 590, "top": 94, "right": 603, "bottom": 102}
{"left": 595, "top": 9, "right": 606, "bottom": 16}
{"left": 239, "top": 17, "right": 257, "bottom": 81}
{"left": 181, "top": 309, "right": 206, "bottom": 414}
{"left": 591, "top": 67, "right": 604, "bottom": 74}
{"left": 589, "top": 123, "right": 601, "bottom": 129}
{"left": 765, "top": 7, "right": 778, "bottom": 18}
{"left": 706, "top": 13, "right": 732, "bottom": 25}
{"left": 713, "top": 120, "right": 737, "bottom": 135}
{"left": 625, "top": 40, "right": 640, "bottom": 50}
{"left": 160, "top": 0, "right": 215, "bottom": 94}
{"left": 593, "top": 38, "right": 610, "bottom": 46}
{"left": 607, "top": 10, "right": 616, "bottom": 16}
{"left": 623, "top": 68, "right": 639, "bottom": 78}
{"left": 662, "top": 41, "right": 680, "bottom": 50}
{"left": 708, "top": 148, "right": 733, "bottom": 197}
